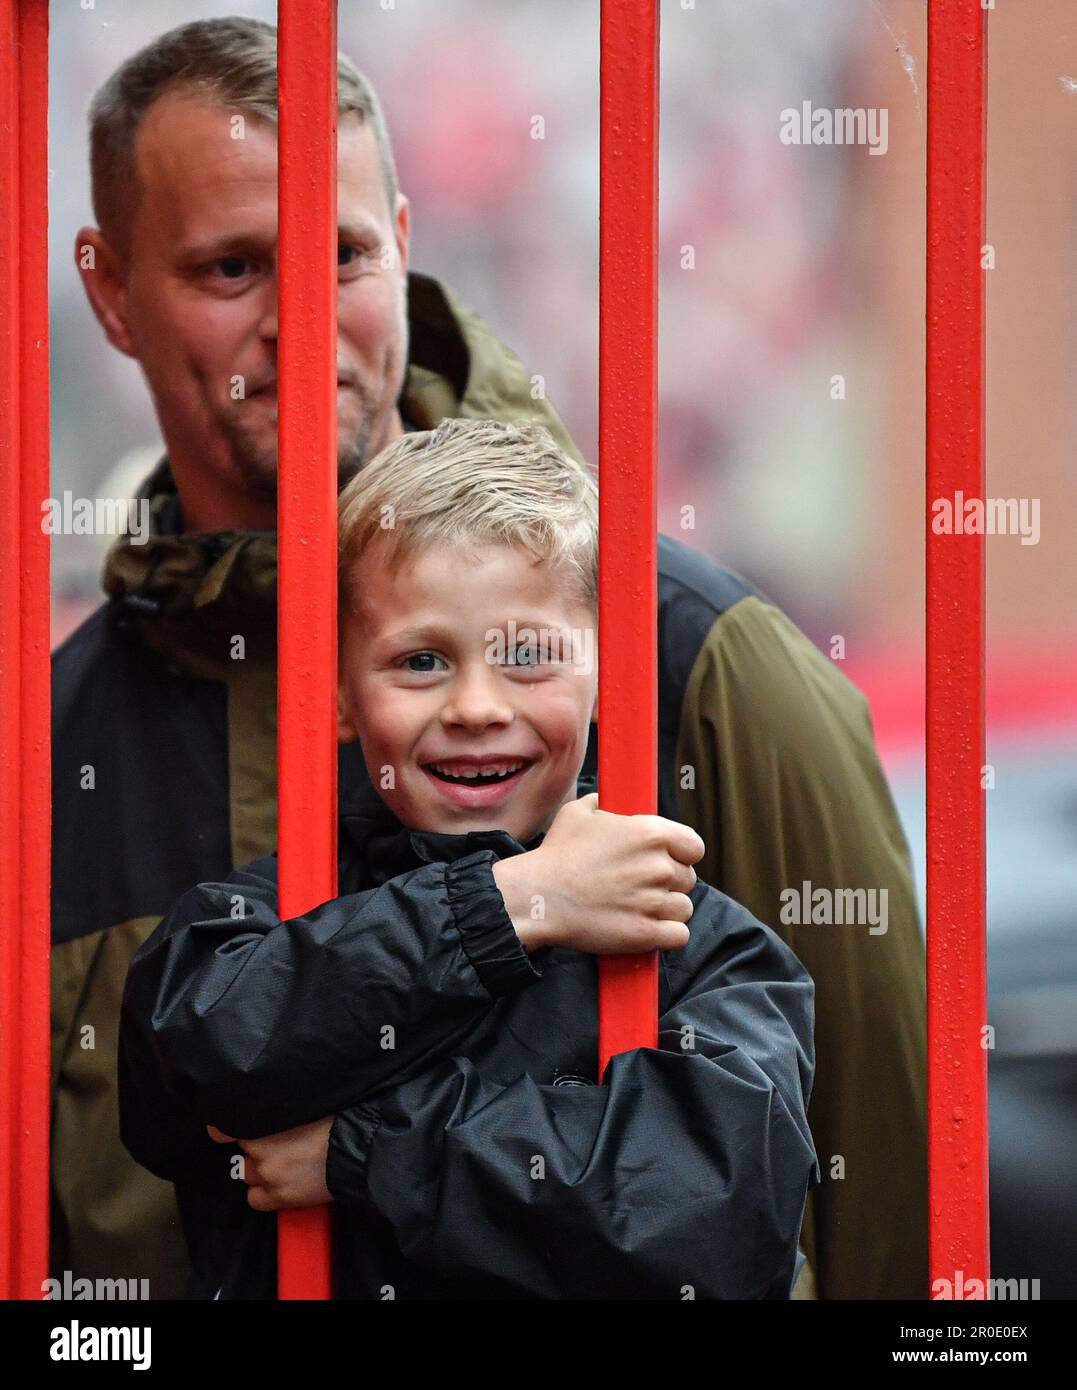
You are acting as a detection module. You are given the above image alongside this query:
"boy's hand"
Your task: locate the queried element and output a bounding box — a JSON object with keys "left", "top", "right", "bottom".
{"left": 207, "top": 1117, "right": 334, "bottom": 1211}
{"left": 493, "top": 793, "right": 704, "bottom": 955}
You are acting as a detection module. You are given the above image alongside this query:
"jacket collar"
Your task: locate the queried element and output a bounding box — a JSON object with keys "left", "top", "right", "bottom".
{"left": 100, "top": 270, "right": 586, "bottom": 682}
{"left": 338, "top": 760, "right": 599, "bottom": 886}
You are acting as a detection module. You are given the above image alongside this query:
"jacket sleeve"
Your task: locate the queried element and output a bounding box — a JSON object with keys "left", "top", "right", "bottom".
{"left": 119, "top": 848, "right": 540, "bottom": 1175}
{"left": 324, "top": 885, "right": 817, "bottom": 1300}
{"left": 674, "top": 595, "right": 927, "bottom": 1300}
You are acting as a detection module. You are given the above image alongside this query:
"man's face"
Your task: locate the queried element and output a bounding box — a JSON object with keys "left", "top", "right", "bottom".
{"left": 79, "top": 92, "right": 409, "bottom": 529}
{"left": 338, "top": 540, "right": 598, "bottom": 842}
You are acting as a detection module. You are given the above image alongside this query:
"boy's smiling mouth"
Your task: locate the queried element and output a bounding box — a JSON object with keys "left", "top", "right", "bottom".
{"left": 420, "top": 755, "right": 537, "bottom": 808}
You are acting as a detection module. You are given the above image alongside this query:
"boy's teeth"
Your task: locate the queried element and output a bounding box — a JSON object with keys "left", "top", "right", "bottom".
{"left": 432, "top": 761, "right": 525, "bottom": 780}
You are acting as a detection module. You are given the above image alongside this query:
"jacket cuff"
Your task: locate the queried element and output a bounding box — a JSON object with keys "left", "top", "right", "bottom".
{"left": 326, "top": 1104, "right": 382, "bottom": 1206}
{"left": 444, "top": 850, "right": 542, "bottom": 998}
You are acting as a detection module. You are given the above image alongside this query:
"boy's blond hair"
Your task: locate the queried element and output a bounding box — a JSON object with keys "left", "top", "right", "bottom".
{"left": 338, "top": 418, "right": 598, "bottom": 616}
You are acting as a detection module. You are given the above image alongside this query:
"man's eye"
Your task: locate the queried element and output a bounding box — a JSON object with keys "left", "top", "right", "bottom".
{"left": 403, "top": 652, "right": 445, "bottom": 673}
{"left": 215, "top": 256, "right": 252, "bottom": 279}
{"left": 339, "top": 244, "right": 373, "bottom": 268}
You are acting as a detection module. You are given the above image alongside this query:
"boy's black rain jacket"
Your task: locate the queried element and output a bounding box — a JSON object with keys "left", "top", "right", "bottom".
{"left": 119, "top": 771, "right": 818, "bottom": 1300}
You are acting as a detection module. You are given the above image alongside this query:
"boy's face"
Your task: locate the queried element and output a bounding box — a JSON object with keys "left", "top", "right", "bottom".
{"left": 339, "top": 539, "right": 597, "bottom": 842}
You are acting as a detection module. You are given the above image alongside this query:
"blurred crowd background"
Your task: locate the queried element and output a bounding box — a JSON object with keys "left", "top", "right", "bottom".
{"left": 43, "top": 0, "right": 1077, "bottom": 1292}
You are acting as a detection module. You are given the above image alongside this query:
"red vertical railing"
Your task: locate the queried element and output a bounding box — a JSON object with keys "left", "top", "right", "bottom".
{"left": 0, "top": 0, "right": 22, "bottom": 1296}
{"left": 926, "top": 1, "right": 990, "bottom": 1291}
{"left": 597, "top": 0, "right": 661, "bottom": 1072}
{"left": 0, "top": 0, "right": 50, "bottom": 1302}
{"left": 272, "top": 0, "right": 665, "bottom": 1295}
{"left": 276, "top": 0, "right": 338, "bottom": 1300}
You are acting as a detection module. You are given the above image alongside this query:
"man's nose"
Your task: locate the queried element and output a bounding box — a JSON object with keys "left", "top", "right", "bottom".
{"left": 440, "top": 666, "right": 514, "bottom": 731}
{"left": 254, "top": 268, "right": 279, "bottom": 340}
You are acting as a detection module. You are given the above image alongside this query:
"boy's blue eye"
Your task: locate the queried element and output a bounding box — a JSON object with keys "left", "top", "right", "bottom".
{"left": 509, "top": 644, "right": 546, "bottom": 667}
{"left": 404, "top": 652, "right": 444, "bottom": 672}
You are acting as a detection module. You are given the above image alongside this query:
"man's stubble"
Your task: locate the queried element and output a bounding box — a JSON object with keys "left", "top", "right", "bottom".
{"left": 220, "top": 337, "right": 407, "bottom": 507}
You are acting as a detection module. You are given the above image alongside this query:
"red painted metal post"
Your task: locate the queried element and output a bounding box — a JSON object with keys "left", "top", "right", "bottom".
{"left": 597, "top": 0, "right": 660, "bottom": 1073}
{"left": 0, "top": 0, "right": 50, "bottom": 1301}
{"left": 277, "top": 0, "right": 338, "bottom": 1299}
{"left": 0, "top": 0, "right": 21, "bottom": 1297}
{"left": 926, "top": 1, "right": 990, "bottom": 1292}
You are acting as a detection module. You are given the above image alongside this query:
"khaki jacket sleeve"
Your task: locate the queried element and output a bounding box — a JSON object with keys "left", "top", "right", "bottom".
{"left": 675, "top": 595, "right": 927, "bottom": 1300}
{"left": 51, "top": 921, "right": 191, "bottom": 1299}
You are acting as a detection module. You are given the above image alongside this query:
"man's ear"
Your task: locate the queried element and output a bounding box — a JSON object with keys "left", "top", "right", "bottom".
{"left": 74, "top": 228, "right": 137, "bottom": 358}
{"left": 337, "top": 682, "right": 359, "bottom": 744}
{"left": 393, "top": 194, "right": 410, "bottom": 278}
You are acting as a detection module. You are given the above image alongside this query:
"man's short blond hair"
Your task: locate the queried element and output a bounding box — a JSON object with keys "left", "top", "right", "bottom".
{"left": 88, "top": 16, "right": 398, "bottom": 264}
{"left": 338, "top": 418, "right": 599, "bottom": 617}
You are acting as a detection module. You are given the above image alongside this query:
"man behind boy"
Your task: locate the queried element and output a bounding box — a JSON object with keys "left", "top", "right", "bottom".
{"left": 119, "top": 419, "right": 818, "bottom": 1300}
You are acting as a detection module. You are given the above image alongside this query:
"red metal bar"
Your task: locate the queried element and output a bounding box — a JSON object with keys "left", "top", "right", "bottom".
{"left": 0, "top": 0, "right": 24, "bottom": 1300}
{"left": 0, "top": 0, "right": 50, "bottom": 1301}
{"left": 597, "top": 0, "right": 660, "bottom": 1074}
{"left": 276, "top": 0, "right": 338, "bottom": 1300}
{"left": 926, "top": 0, "right": 990, "bottom": 1292}
{"left": 16, "top": 0, "right": 51, "bottom": 1303}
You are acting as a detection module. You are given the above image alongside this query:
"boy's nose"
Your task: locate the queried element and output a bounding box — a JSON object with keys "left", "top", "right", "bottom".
{"left": 440, "top": 669, "right": 514, "bottom": 731}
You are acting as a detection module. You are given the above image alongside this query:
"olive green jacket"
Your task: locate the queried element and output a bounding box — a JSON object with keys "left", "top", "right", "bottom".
{"left": 51, "top": 270, "right": 926, "bottom": 1300}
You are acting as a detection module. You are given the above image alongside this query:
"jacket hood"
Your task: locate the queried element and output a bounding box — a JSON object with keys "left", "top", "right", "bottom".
{"left": 100, "top": 270, "right": 586, "bottom": 682}
{"left": 337, "top": 757, "right": 599, "bottom": 888}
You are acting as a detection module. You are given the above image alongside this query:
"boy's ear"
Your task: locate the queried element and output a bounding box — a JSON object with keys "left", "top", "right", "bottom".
{"left": 337, "top": 683, "right": 359, "bottom": 744}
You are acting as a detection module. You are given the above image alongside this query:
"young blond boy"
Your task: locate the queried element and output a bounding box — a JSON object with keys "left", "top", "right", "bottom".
{"left": 120, "top": 418, "right": 817, "bottom": 1299}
